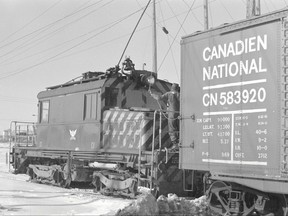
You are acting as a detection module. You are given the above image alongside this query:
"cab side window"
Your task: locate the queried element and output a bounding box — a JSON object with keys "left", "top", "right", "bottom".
{"left": 84, "top": 91, "right": 101, "bottom": 120}
{"left": 40, "top": 100, "right": 50, "bottom": 123}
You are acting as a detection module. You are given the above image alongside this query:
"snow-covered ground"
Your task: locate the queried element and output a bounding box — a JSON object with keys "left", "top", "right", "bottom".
{"left": 116, "top": 191, "right": 219, "bottom": 216}
{"left": 0, "top": 143, "right": 216, "bottom": 216}
{"left": 0, "top": 171, "right": 133, "bottom": 216}
{"left": 0, "top": 142, "right": 10, "bottom": 173}
{"left": 0, "top": 143, "right": 133, "bottom": 215}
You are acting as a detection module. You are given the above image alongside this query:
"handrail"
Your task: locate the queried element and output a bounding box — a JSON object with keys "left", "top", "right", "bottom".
{"left": 159, "top": 111, "right": 162, "bottom": 150}
{"left": 138, "top": 132, "right": 142, "bottom": 189}
{"left": 140, "top": 108, "right": 180, "bottom": 190}
{"left": 150, "top": 110, "right": 157, "bottom": 189}
{"left": 9, "top": 121, "right": 36, "bottom": 172}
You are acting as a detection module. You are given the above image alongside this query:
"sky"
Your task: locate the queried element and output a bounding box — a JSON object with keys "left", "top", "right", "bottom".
{"left": 0, "top": 0, "right": 287, "bottom": 133}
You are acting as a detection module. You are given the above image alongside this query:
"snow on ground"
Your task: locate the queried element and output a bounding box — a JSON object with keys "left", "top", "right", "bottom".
{"left": 0, "top": 143, "right": 216, "bottom": 215}
{"left": 116, "top": 191, "right": 219, "bottom": 216}
{"left": 0, "top": 143, "right": 133, "bottom": 215}
{"left": 0, "top": 171, "right": 133, "bottom": 216}
{"left": 0, "top": 144, "right": 135, "bottom": 215}
{"left": 0, "top": 143, "right": 10, "bottom": 173}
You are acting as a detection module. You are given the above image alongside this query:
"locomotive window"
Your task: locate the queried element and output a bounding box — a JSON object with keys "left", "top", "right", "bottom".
{"left": 40, "top": 100, "right": 50, "bottom": 123}
{"left": 105, "top": 88, "right": 118, "bottom": 107}
{"left": 84, "top": 92, "right": 100, "bottom": 120}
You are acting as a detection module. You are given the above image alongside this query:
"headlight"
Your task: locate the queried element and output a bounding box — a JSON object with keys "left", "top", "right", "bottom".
{"left": 147, "top": 76, "right": 155, "bottom": 85}
{"left": 140, "top": 74, "right": 156, "bottom": 86}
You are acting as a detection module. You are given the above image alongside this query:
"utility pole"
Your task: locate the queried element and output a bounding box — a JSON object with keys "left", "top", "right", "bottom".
{"left": 255, "top": 0, "right": 261, "bottom": 16}
{"left": 204, "top": 0, "right": 209, "bottom": 30}
{"left": 152, "top": 0, "right": 157, "bottom": 74}
{"left": 246, "top": 0, "right": 261, "bottom": 19}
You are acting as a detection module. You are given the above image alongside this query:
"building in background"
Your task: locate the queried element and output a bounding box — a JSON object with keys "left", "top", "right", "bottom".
{"left": 1, "top": 129, "right": 10, "bottom": 142}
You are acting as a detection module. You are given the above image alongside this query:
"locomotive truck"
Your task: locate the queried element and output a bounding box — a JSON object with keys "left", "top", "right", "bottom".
{"left": 10, "top": 6, "right": 288, "bottom": 216}
{"left": 180, "top": 7, "right": 288, "bottom": 216}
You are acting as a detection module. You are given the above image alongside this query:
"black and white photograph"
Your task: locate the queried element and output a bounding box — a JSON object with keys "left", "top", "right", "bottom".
{"left": 1, "top": 0, "right": 288, "bottom": 215}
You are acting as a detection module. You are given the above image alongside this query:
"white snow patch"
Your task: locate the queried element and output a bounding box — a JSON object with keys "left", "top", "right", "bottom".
{"left": 116, "top": 192, "right": 220, "bottom": 216}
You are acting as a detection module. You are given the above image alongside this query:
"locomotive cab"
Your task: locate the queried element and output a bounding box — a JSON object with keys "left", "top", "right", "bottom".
{"left": 36, "top": 60, "right": 168, "bottom": 152}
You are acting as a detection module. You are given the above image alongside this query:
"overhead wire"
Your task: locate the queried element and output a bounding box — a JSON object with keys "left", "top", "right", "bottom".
{"left": 0, "top": 0, "right": 63, "bottom": 45}
{"left": 164, "top": 0, "right": 187, "bottom": 35}
{"left": 0, "top": 7, "right": 142, "bottom": 68}
{"left": 34, "top": 1, "right": 210, "bottom": 66}
{"left": 219, "top": 0, "right": 235, "bottom": 21}
{"left": 43, "top": 27, "right": 144, "bottom": 63}
{"left": 4, "top": 0, "right": 209, "bottom": 67}
{"left": 0, "top": 0, "right": 106, "bottom": 51}
{"left": 0, "top": 0, "right": 96, "bottom": 62}
{"left": 159, "top": 0, "right": 179, "bottom": 81}
{"left": 0, "top": 0, "right": 109, "bottom": 62}
{"left": 0, "top": 5, "right": 144, "bottom": 80}
{"left": 158, "top": 0, "right": 196, "bottom": 72}
{"left": 0, "top": 0, "right": 216, "bottom": 80}
{"left": 0, "top": 0, "right": 116, "bottom": 66}
{"left": 135, "top": 0, "right": 177, "bottom": 43}
{"left": 51, "top": 25, "right": 147, "bottom": 64}
{"left": 117, "top": 0, "right": 152, "bottom": 66}
{"left": 182, "top": 0, "right": 204, "bottom": 27}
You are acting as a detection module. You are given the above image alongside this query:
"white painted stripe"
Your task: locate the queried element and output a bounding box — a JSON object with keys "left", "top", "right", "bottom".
{"left": 203, "top": 79, "right": 267, "bottom": 90}
{"left": 103, "top": 111, "right": 111, "bottom": 121}
{"left": 127, "top": 112, "right": 134, "bottom": 120}
{"left": 111, "top": 111, "right": 119, "bottom": 122}
{"left": 135, "top": 112, "right": 143, "bottom": 120}
{"left": 203, "top": 108, "right": 266, "bottom": 116}
{"left": 202, "top": 159, "right": 267, "bottom": 166}
{"left": 230, "top": 113, "right": 234, "bottom": 161}
{"left": 117, "top": 112, "right": 126, "bottom": 122}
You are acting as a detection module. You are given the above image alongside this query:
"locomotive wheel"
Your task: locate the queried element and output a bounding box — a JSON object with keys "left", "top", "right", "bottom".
{"left": 207, "top": 181, "right": 255, "bottom": 216}
{"left": 26, "top": 166, "right": 36, "bottom": 181}
{"left": 207, "top": 181, "right": 232, "bottom": 214}
{"left": 92, "top": 175, "right": 101, "bottom": 192}
{"left": 276, "top": 194, "right": 288, "bottom": 216}
{"left": 59, "top": 172, "right": 71, "bottom": 188}
{"left": 59, "top": 163, "right": 72, "bottom": 188}
{"left": 128, "top": 179, "right": 138, "bottom": 198}
{"left": 255, "top": 194, "right": 288, "bottom": 216}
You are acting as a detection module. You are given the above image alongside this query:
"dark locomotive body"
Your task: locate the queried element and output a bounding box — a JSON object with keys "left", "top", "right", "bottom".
{"left": 36, "top": 73, "right": 162, "bottom": 152}
{"left": 11, "top": 62, "right": 200, "bottom": 197}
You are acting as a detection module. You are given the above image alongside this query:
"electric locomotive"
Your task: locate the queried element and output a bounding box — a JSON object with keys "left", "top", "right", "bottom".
{"left": 10, "top": 58, "right": 202, "bottom": 198}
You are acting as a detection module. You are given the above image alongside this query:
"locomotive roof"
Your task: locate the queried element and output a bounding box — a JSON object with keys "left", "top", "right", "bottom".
{"left": 37, "top": 76, "right": 107, "bottom": 99}
{"left": 37, "top": 70, "right": 167, "bottom": 99}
